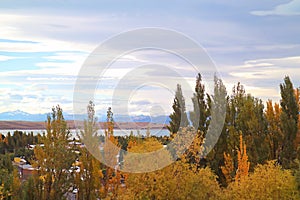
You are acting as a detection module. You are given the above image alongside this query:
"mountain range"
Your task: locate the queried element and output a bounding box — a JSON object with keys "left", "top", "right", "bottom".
{"left": 0, "top": 110, "right": 170, "bottom": 124}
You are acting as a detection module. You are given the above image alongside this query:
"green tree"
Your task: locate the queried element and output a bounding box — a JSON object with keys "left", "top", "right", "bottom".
{"left": 205, "top": 75, "right": 228, "bottom": 184}
{"left": 226, "top": 83, "right": 269, "bottom": 169}
{"left": 279, "top": 76, "right": 299, "bottom": 168}
{"left": 168, "top": 84, "right": 189, "bottom": 134}
{"left": 22, "top": 176, "right": 40, "bottom": 200}
{"left": 0, "top": 154, "right": 13, "bottom": 173}
{"left": 265, "top": 100, "right": 282, "bottom": 160}
{"left": 5, "top": 132, "right": 14, "bottom": 153}
{"left": 33, "top": 105, "right": 76, "bottom": 200}
{"left": 0, "top": 169, "right": 13, "bottom": 199}
{"left": 190, "top": 73, "right": 211, "bottom": 133}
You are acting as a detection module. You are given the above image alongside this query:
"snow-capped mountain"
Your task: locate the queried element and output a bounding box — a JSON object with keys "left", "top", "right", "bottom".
{"left": 0, "top": 110, "right": 46, "bottom": 121}
{"left": 0, "top": 110, "right": 170, "bottom": 123}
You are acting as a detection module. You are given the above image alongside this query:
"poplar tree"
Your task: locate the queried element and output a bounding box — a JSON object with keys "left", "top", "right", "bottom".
{"left": 76, "top": 101, "right": 102, "bottom": 200}
{"left": 168, "top": 84, "right": 189, "bottom": 134}
{"left": 279, "top": 76, "right": 299, "bottom": 168}
{"left": 265, "top": 100, "right": 282, "bottom": 160}
{"left": 235, "top": 134, "right": 250, "bottom": 181}
{"left": 227, "top": 83, "right": 269, "bottom": 168}
{"left": 190, "top": 73, "right": 210, "bottom": 134}
{"left": 33, "top": 105, "right": 76, "bottom": 200}
{"left": 205, "top": 75, "right": 228, "bottom": 184}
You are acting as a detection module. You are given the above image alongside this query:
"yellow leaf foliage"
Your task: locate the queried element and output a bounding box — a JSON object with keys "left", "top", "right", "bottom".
{"left": 225, "top": 161, "right": 299, "bottom": 200}
{"left": 98, "top": 121, "right": 126, "bottom": 199}
{"left": 235, "top": 134, "right": 250, "bottom": 182}
{"left": 123, "top": 137, "right": 172, "bottom": 173}
{"left": 221, "top": 152, "right": 234, "bottom": 184}
{"left": 169, "top": 127, "right": 204, "bottom": 166}
{"left": 121, "top": 161, "right": 221, "bottom": 200}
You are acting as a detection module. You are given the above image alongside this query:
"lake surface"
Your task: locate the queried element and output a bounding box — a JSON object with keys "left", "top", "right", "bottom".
{"left": 0, "top": 128, "right": 170, "bottom": 139}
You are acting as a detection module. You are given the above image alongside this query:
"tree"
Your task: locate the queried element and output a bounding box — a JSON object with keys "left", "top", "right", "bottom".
{"left": 0, "top": 154, "right": 13, "bottom": 173}
{"left": 100, "top": 135, "right": 124, "bottom": 199}
{"left": 11, "top": 169, "right": 21, "bottom": 199}
{"left": 106, "top": 107, "right": 114, "bottom": 138}
{"left": 265, "top": 100, "right": 282, "bottom": 160}
{"left": 121, "top": 160, "right": 221, "bottom": 200}
{"left": 190, "top": 73, "right": 211, "bottom": 133}
{"left": 205, "top": 75, "right": 228, "bottom": 185}
{"left": 235, "top": 134, "right": 250, "bottom": 181}
{"left": 0, "top": 169, "right": 12, "bottom": 199}
{"left": 227, "top": 83, "right": 269, "bottom": 168}
{"left": 21, "top": 176, "right": 42, "bottom": 200}
{"left": 294, "top": 88, "right": 300, "bottom": 148}
{"left": 221, "top": 152, "right": 234, "bottom": 185}
{"left": 167, "top": 126, "right": 205, "bottom": 168}
{"left": 225, "top": 161, "right": 299, "bottom": 200}
{"left": 33, "top": 105, "right": 76, "bottom": 200}
{"left": 168, "top": 84, "right": 189, "bottom": 134}
{"left": 0, "top": 167, "right": 20, "bottom": 200}
{"left": 75, "top": 101, "right": 102, "bottom": 200}
{"left": 124, "top": 137, "right": 172, "bottom": 172}
{"left": 280, "top": 76, "right": 299, "bottom": 168}
{"left": 98, "top": 107, "right": 126, "bottom": 199}
{"left": 122, "top": 136, "right": 220, "bottom": 200}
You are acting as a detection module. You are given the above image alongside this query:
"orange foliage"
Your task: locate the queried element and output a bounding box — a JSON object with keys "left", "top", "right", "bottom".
{"left": 235, "top": 134, "right": 250, "bottom": 181}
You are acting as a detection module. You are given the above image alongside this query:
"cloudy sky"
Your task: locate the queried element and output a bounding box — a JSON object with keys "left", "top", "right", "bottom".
{"left": 0, "top": 0, "right": 300, "bottom": 118}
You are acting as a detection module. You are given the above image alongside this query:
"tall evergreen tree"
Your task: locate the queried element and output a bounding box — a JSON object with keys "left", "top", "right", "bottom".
{"left": 279, "top": 76, "right": 299, "bottom": 168}
{"left": 226, "top": 83, "right": 269, "bottom": 169}
{"left": 265, "top": 100, "right": 282, "bottom": 160}
{"left": 190, "top": 73, "right": 210, "bottom": 134}
{"left": 295, "top": 88, "right": 300, "bottom": 146}
{"left": 168, "top": 84, "right": 189, "bottom": 134}
{"left": 205, "top": 75, "right": 228, "bottom": 185}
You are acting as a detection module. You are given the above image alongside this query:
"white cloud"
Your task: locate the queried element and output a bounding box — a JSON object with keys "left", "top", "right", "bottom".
{"left": 228, "top": 56, "right": 300, "bottom": 79}
{"left": 0, "top": 12, "right": 102, "bottom": 53}
{"left": 223, "top": 56, "right": 300, "bottom": 102}
{"left": 1, "top": 3, "right": 299, "bottom": 116}
{"left": 0, "top": 40, "right": 91, "bottom": 53}
{"left": 0, "top": 55, "right": 17, "bottom": 61}
{"left": 251, "top": 0, "right": 300, "bottom": 16}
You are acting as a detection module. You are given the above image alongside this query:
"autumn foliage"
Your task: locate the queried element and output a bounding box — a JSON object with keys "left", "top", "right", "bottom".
{"left": 1, "top": 76, "right": 300, "bottom": 199}
{"left": 235, "top": 134, "right": 250, "bottom": 181}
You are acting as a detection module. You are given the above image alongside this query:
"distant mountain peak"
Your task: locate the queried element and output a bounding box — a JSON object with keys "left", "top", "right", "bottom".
{"left": 11, "top": 110, "right": 30, "bottom": 115}
{"left": 0, "top": 110, "right": 170, "bottom": 123}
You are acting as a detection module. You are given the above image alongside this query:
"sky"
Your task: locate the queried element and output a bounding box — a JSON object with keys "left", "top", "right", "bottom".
{"left": 0, "top": 0, "right": 300, "bottom": 118}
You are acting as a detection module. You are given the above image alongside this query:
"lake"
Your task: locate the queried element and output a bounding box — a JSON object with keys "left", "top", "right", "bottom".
{"left": 0, "top": 128, "right": 170, "bottom": 139}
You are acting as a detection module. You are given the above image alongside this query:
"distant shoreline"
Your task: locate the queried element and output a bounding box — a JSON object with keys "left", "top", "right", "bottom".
{"left": 0, "top": 120, "right": 168, "bottom": 130}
